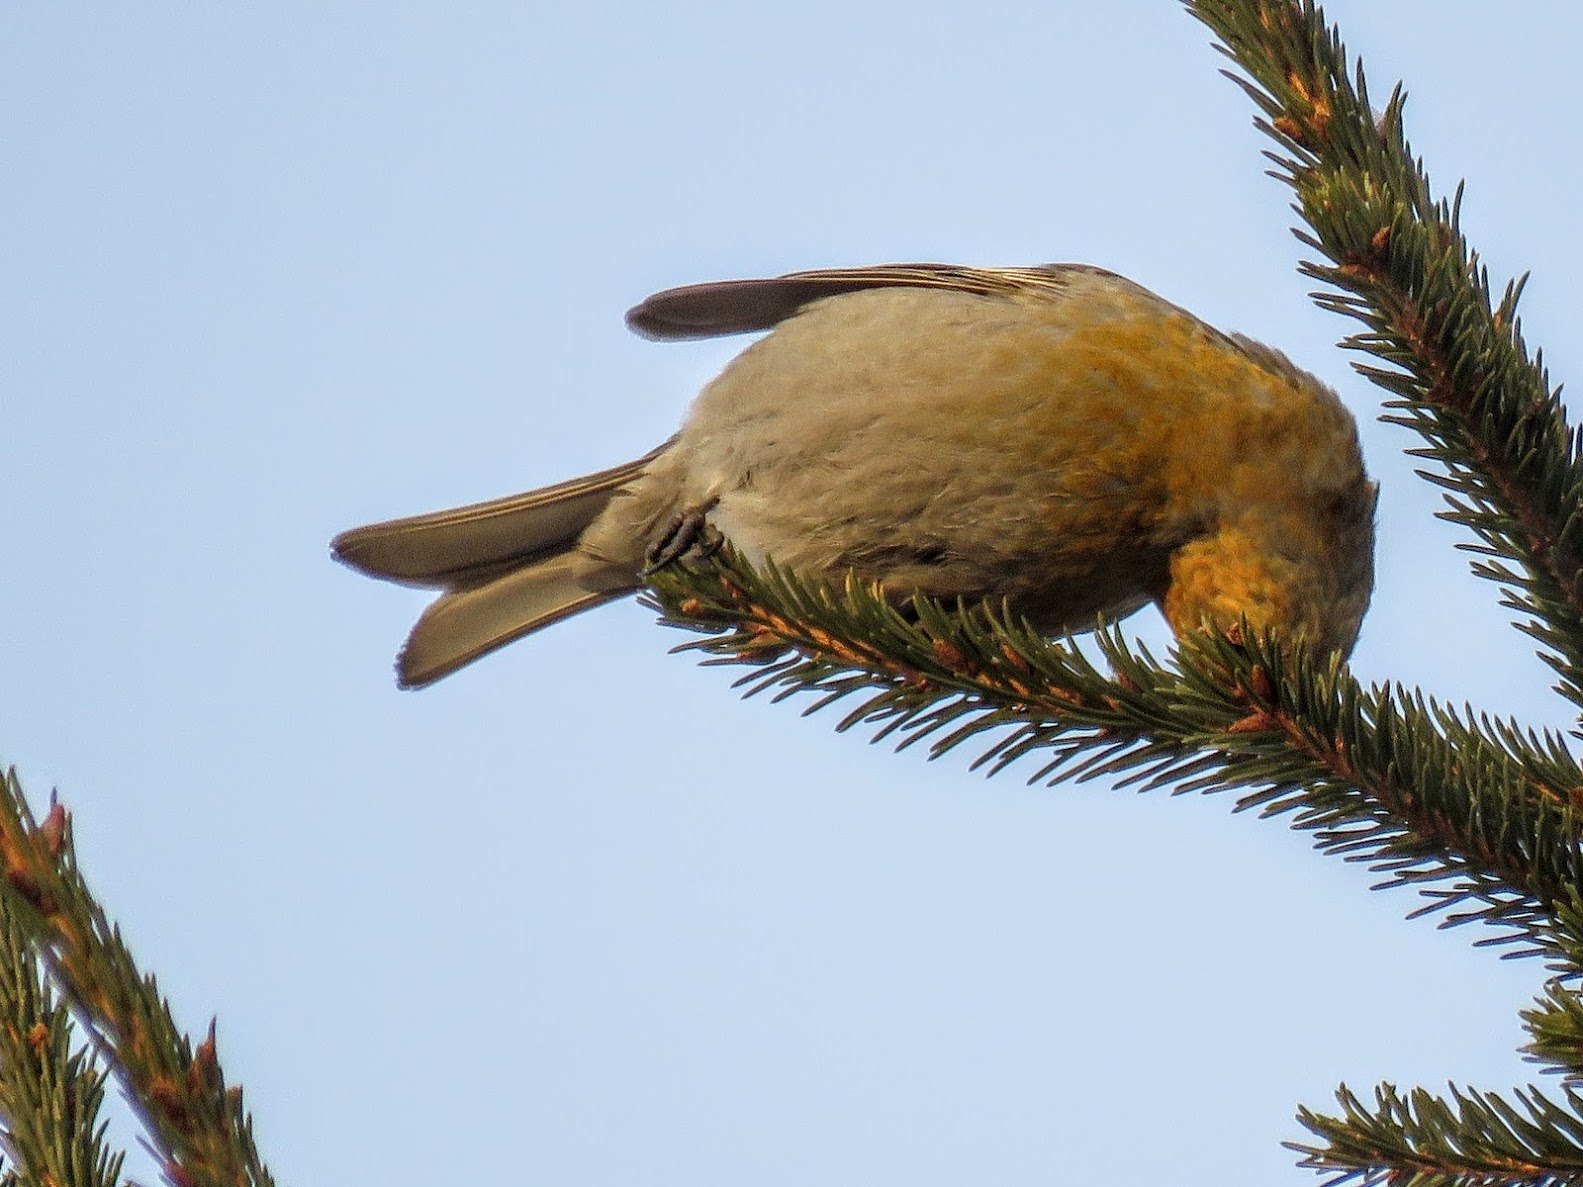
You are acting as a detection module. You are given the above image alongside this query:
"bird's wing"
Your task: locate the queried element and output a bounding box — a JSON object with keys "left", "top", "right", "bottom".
{"left": 625, "top": 263, "right": 1119, "bottom": 341}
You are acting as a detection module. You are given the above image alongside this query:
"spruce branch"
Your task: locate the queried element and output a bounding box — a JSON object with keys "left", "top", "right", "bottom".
{"left": 0, "top": 767, "right": 272, "bottom": 1187}
{"left": 0, "top": 897, "right": 122, "bottom": 1187}
{"left": 646, "top": 552, "right": 1583, "bottom": 953}
{"left": 1183, "top": 0, "right": 1583, "bottom": 715}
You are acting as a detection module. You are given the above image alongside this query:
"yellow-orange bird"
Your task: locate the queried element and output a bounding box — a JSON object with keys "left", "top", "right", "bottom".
{"left": 334, "top": 264, "right": 1376, "bottom": 688}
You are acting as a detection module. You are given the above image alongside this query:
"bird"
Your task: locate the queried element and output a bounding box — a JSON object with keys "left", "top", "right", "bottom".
{"left": 332, "top": 262, "right": 1377, "bottom": 689}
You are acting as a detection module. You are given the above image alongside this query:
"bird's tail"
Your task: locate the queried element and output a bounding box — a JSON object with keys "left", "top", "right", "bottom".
{"left": 332, "top": 442, "right": 669, "bottom": 688}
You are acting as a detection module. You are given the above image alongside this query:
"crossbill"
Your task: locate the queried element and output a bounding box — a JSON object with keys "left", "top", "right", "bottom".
{"left": 333, "top": 263, "right": 1377, "bottom": 688}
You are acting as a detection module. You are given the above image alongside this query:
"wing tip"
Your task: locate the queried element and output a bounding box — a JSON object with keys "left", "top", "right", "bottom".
{"left": 623, "top": 298, "right": 689, "bottom": 341}
{"left": 625, "top": 285, "right": 761, "bottom": 341}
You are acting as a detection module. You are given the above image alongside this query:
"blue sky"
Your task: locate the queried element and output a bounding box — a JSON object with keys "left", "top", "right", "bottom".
{"left": 5, "top": 3, "right": 1582, "bottom": 1183}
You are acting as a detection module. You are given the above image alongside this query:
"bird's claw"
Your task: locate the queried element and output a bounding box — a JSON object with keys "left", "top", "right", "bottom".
{"left": 642, "top": 501, "right": 723, "bottom": 575}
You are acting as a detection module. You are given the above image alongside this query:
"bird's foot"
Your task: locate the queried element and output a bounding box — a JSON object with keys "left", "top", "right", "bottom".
{"left": 642, "top": 500, "right": 723, "bottom": 574}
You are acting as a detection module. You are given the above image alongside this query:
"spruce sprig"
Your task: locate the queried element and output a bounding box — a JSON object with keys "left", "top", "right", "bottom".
{"left": 0, "top": 768, "right": 272, "bottom": 1187}
{"left": 0, "top": 886, "right": 120, "bottom": 1187}
{"left": 1291, "top": 1081, "right": 1583, "bottom": 1186}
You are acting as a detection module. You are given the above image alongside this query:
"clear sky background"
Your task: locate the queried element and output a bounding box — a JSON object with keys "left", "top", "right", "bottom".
{"left": 5, "top": 3, "right": 1582, "bottom": 1184}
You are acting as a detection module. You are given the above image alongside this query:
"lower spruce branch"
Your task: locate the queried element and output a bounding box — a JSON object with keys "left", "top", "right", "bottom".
{"left": 649, "top": 550, "right": 1583, "bottom": 1183}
